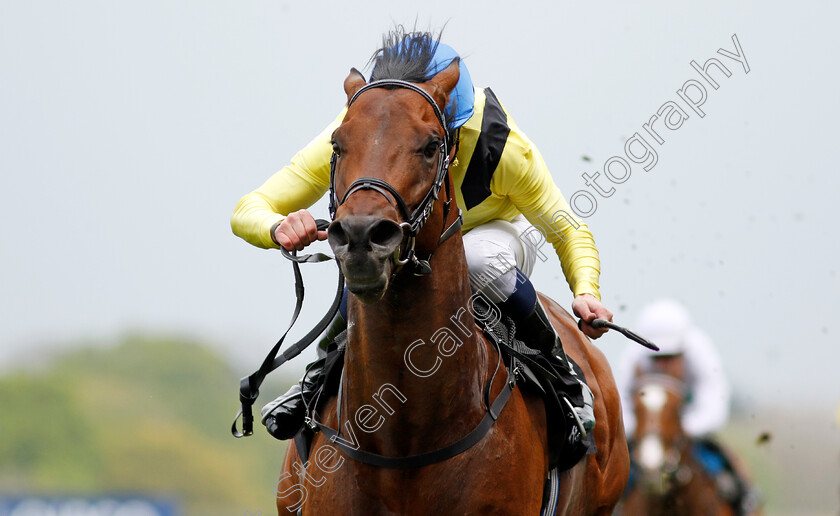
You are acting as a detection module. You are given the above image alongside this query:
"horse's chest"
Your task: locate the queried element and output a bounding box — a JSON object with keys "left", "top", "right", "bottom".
{"left": 298, "top": 438, "right": 544, "bottom": 515}
{"left": 302, "top": 461, "right": 512, "bottom": 515}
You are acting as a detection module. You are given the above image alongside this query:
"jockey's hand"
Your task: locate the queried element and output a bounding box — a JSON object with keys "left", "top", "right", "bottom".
{"left": 274, "top": 209, "right": 328, "bottom": 251}
{"left": 573, "top": 293, "right": 613, "bottom": 340}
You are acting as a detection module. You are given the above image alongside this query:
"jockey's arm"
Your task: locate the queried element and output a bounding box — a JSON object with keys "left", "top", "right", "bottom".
{"left": 230, "top": 110, "right": 345, "bottom": 250}
{"left": 682, "top": 329, "right": 731, "bottom": 436}
{"left": 495, "top": 128, "right": 613, "bottom": 337}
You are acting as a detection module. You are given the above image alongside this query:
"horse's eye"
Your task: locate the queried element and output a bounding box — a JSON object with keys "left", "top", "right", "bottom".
{"left": 331, "top": 141, "right": 341, "bottom": 155}
{"left": 423, "top": 141, "right": 440, "bottom": 159}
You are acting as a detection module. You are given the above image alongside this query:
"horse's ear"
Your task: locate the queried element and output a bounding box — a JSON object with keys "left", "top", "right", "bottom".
{"left": 426, "top": 58, "right": 460, "bottom": 110}
{"left": 344, "top": 67, "right": 367, "bottom": 102}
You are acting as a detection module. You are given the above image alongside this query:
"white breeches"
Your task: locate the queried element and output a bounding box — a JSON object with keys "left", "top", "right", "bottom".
{"left": 462, "top": 215, "right": 537, "bottom": 303}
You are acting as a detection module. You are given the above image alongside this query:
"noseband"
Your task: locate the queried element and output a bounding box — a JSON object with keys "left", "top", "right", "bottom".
{"left": 633, "top": 375, "right": 692, "bottom": 493}
{"left": 328, "top": 79, "right": 463, "bottom": 275}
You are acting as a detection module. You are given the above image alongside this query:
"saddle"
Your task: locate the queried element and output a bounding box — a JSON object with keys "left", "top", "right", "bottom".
{"left": 478, "top": 309, "right": 597, "bottom": 471}
{"left": 300, "top": 303, "right": 596, "bottom": 472}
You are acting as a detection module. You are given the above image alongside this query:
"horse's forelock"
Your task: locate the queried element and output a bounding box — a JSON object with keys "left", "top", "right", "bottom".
{"left": 369, "top": 27, "right": 441, "bottom": 83}
{"left": 367, "top": 27, "right": 457, "bottom": 135}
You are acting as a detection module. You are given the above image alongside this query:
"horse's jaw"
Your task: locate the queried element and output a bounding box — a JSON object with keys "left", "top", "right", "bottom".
{"left": 339, "top": 255, "right": 398, "bottom": 303}
{"left": 346, "top": 276, "right": 389, "bottom": 303}
{"left": 329, "top": 215, "right": 404, "bottom": 302}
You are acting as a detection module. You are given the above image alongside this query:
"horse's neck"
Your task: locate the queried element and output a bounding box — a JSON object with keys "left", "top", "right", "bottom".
{"left": 342, "top": 235, "right": 489, "bottom": 454}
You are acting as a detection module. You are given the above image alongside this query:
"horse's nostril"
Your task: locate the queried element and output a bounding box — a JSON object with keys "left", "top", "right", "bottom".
{"left": 328, "top": 220, "right": 349, "bottom": 248}
{"left": 328, "top": 216, "right": 401, "bottom": 257}
{"left": 369, "top": 219, "right": 403, "bottom": 249}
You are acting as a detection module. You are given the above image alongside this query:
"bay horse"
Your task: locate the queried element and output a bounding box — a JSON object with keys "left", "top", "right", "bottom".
{"left": 276, "top": 57, "right": 628, "bottom": 515}
{"left": 620, "top": 356, "right": 737, "bottom": 516}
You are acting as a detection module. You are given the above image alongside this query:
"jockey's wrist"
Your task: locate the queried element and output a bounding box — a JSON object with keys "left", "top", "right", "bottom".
{"left": 572, "top": 278, "right": 601, "bottom": 302}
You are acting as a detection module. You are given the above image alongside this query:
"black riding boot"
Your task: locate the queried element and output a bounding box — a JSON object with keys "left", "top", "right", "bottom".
{"left": 515, "top": 299, "right": 595, "bottom": 438}
{"left": 260, "top": 313, "right": 346, "bottom": 440}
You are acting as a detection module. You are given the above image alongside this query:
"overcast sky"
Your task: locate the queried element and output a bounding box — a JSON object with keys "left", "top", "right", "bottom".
{"left": 1, "top": 0, "right": 838, "bottom": 413}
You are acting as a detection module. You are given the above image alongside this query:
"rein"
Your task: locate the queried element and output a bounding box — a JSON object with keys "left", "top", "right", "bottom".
{"left": 232, "top": 219, "right": 344, "bottom": 438}
{"left": 232, "top": 80, "right": 462, "bottom": 438}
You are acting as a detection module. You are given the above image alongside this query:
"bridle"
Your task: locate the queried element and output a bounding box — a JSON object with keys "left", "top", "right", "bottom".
{"left": 632, "top": 374, "right": 692, "bottom": 494}
{"left": 232, "top": 79, "right": 471, "bottom": 442}
{"left": 328, "top": 79, "right": 463, "bottom": 275}
{"left": 232, "top": 78, "right": 467, "bottom": 440}
{"left": 296, "top": 79, "right": 517, "bottom": 471}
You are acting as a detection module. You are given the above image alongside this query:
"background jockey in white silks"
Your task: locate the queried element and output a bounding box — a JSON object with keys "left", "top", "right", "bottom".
{"left": 617, "top": 298, "right": 730, "bottom": 438}
{"left": 616, "top": 298, "right": 760, "bottom": 515}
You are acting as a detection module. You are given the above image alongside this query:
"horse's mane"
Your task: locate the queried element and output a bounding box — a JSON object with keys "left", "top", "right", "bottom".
{"left": 367, "top": 26, "right": 458, "bottom": 134}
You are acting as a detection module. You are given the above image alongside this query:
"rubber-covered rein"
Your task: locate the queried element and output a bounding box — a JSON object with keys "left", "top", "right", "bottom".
{"left": 232, "top": 219, "right": 344, "bottom": 438}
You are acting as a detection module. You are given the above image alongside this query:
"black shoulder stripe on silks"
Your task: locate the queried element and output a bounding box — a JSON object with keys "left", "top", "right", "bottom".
{"left": 461, "top": 88, "right": 511, "bottom": 210}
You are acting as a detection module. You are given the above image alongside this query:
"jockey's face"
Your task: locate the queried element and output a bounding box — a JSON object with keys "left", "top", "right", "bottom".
{"left": 648, "top": 354, "right": 686, "bottom": 379}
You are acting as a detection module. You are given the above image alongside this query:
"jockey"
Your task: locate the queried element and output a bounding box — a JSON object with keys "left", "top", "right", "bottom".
{"left": 616, "top": 298, "right": 730, "bottom": 439}
{"left": 231, "top": 30, "right": 614, "bottom": 443}
{"left": 616, "top": 298, "right": 759, "bottom": 514}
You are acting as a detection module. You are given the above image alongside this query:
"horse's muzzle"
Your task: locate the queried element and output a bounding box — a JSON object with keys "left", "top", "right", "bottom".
{"left": 328, "top": 215, "right": 404, "bottom": 303}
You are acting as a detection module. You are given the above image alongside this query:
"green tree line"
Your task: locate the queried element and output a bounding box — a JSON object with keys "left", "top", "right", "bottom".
{"left": 0, "top": 336, "right": 294, "bottom": 516}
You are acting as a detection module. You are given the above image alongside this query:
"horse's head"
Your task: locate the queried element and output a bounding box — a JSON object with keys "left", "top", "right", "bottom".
{"left": 327, "top": 60, "right": 460, "bottom": 303}
{"left": 631, "top": 357, "right": 690, "bottom": 496}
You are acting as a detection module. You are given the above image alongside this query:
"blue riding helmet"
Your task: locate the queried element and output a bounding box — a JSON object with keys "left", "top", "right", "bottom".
{"left": 426, "top": 42, "right": 475, "bottom": 129}
{"left": 373, "top": 40, "right": 475, "bottom": 129}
